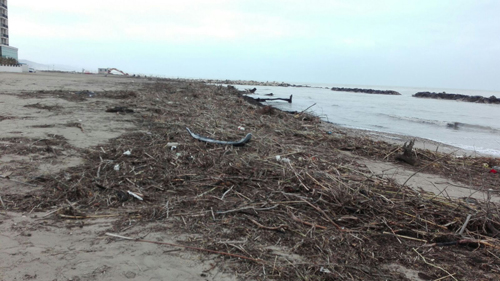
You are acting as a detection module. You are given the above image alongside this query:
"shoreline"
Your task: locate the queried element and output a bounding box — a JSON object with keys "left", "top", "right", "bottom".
{"left": 243, "top": 96, "right": 497, "bottom": 158}
{"left": 332, "top": 125, "right": 491, "bottom": 157}
{"left": 235, "top": 89, "right": 499, "bottom": 158}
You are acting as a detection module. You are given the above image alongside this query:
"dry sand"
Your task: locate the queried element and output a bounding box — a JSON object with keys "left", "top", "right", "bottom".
{"left": 0, "top": 72, "right": 498, "bottom": 280}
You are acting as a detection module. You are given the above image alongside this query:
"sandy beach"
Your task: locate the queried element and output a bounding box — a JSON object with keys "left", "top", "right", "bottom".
{"left": 1, "top": 72, "right": 499, "bottom": 280}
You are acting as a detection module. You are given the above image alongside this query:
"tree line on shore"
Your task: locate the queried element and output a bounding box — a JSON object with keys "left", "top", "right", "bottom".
{"left": 0, "top": 57, "right": 18, "bottom": 65}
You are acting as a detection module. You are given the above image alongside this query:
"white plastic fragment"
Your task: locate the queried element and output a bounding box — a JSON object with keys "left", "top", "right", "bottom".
{"left": 114, "top": 164, "right": 120, "bottom": 171}
{"left": 320, "top": 267, "right": 332, "bottom": 274}
{"left": 123, "top": 150, "right": 131, "bottom": 156}
{"left": 237, "top": 126, "right": 245, "bottom": 131}
{"left": 127, "top": 191, "right": 143, "bottom": 201}
{"left": 275, "top": 155, "right": 291, "bottom": 163}
{"left": 167, "top": 143, "right": 179, "bottom": 150}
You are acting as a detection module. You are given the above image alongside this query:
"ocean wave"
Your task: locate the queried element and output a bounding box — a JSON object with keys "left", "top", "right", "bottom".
{"left": 379, "top": 114, "right": 500, "bottom": 133}
{"left": 455, "top": 145, "right": 500, "bottom": 157}
{"left": 379, "top": 114, "right": 447, "bottom": 127}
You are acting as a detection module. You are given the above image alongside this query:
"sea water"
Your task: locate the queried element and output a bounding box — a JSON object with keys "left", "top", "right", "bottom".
{"left": 232, "top": 84, "right": 500, "bottom": 156}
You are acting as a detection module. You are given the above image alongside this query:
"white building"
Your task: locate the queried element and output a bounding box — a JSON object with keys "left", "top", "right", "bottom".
{"left": 0, "top": 0, "right": 18, "bottom": 60}
{"left": 0, "top": 0, "right": 8, "bottom": 46}
{"left": 98, "top": 68, "right": 110, "bottom": 74}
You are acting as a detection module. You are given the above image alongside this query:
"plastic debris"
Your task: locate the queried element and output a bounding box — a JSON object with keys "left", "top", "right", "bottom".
{"left": 127, "top": 191, "right": 143, "bottom": 201}
{"left": 106, "top": 107, "right": 134, "bottom": 113}
{"left": 275, "top": 155, "right": 291, "bottom": 163}
{"left": 167, "top": 142, "right": 179, "bottom": 150}
{"left": 114, "top": 164, "right": 120, "bottom": 171}
{"left": 186, "top": 127, "right": 252, "bottom": 146}
{"left": 75, "top": 90, "right": 96, "bottom": 97}
{"left": 320, "top": 267, "right": 332, "bottom": 274}
{"left": 238, "top": 126, "right": 245, "bottom": 131}
{"left": 123, "top": 150, "right": 131, "bottom": 156}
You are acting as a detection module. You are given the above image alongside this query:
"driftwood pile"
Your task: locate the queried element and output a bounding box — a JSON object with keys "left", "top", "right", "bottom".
{"left": 2, "top": 81, "right": 500, "bottom": 280}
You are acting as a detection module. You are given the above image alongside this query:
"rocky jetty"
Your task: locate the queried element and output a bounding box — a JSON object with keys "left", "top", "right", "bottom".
{"left": 201, "top": 79, "right": 311, "bottom": 88}
{"left": 413, "top": 92, "right": 500, "bottom": 104}
{"left": 331, "top": 87, "right": 401, "bottom": 95}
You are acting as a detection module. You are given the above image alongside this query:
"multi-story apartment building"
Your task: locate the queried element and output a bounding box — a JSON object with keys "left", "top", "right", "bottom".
{"left": 0, "top": 0, "right": 18, "bottom": 60}
{"left": 1, "top": 0, "right": 9, "bottom": 46}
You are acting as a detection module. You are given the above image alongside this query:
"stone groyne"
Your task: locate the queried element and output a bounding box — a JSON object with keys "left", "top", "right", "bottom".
{"left": 413, "top": 92, "right": 500, "bottom": 104}
{"left": 331, "top": 87, "right": 401, "bottom": 95}
{"left": 201, "top": 79, "right": 313, "bottom": 88}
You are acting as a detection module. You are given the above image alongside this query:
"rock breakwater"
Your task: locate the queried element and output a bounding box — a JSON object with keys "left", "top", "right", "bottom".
{"left": 202, "top": 79, "right": 312, "bottom": 88}
{"left": 413, "top": 92, "right": 500, "bottom": 104}
{"left": 331, "top": 87, "right": 401, "bottom": 95}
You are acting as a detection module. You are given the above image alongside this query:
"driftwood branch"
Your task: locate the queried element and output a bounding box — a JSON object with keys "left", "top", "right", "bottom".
{"left": 396, "top": 139, "right": 417, "bottom": 165}
{"left": 253, "top": 95, "right": 292, "bottom": 103}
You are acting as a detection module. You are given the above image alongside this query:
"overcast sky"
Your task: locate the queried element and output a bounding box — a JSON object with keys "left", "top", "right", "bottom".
{"left": 8, "top": 0, "right": 500, "bottom": 90}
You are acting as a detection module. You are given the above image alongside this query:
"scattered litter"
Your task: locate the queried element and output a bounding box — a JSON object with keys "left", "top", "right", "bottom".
{"left": 127, "top": 191, "right": 143, "bottom": 201}
{"left": 106, "top": 106, "right": 134, "bottom": 113}
{"left": 251, "top": 94, "right": 292, "bottom": 103}
{"left": 123, "top": 150, "right": 131, "bottom": 156}
{"left": 275, "top": 155, "right": 291, "bottom": 163}
{"left": 166, "top": 142, "right": 179, "bottom": 150}
{"left": 320, "top": 267, "right": 332, "bottom": 274}
{"left": 113, "top": 164, "right": 120, "bottom": 171}
{"left": 186, "top": 127, "right": 252, "bottom": 146}
{"left": 116, "top": 190, "right": 129, "bottom": 202}
{"left": 75, "top": 90, "right": 96, "bottom": 97}
{"left": 14, "top": 81, "right": 500, "bottom": 281}
{"left": 238, "top": 126, "right": 245, "bottom": 131}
